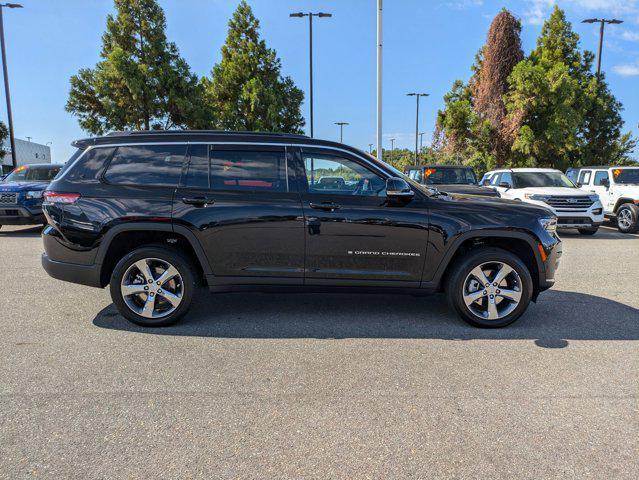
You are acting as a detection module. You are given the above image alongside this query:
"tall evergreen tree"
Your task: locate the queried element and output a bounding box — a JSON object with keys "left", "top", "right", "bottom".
{"left": 203, "top": 1, "right": 304, "bottom": 133}
{"left": 505, "top": 6, "right": 634, "bottom": 168}
{"left": 66, "top": 0, "right": 209, "bottom": 134}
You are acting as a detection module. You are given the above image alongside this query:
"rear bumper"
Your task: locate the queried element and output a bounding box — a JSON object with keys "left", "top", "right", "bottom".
{"left": 0, "top": 206, "right": 44, "bottom": 225}
{"left": 41, "top": 253, "right": 103, "bottom": 288}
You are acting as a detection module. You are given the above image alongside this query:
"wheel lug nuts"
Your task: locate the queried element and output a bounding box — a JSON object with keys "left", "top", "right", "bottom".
{"left": 496, "top": 289, "right": 500, "bottom": 294}
{"left": 156, "top": 281, "right": 161, "bottom": 285}
{"left": 144, "top": 286, "right": 149, "bottom": 291}
{"left": 149, "top": 292, "right": 154, "bottom": 297}
{"left": 158, "top": 289, "right": 162, "bottom": 294}
{"left": 483, "top": 290, "right": 487, "bottom": 295}
{"left": 493, "top": 283, "right": 497, "bottom": 286}
{"left": 148, "top": 279, "right": 153, "bottom": 284}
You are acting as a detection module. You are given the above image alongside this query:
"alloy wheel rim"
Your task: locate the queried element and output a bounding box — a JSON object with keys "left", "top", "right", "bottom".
{"left": 618, "top": 209, "right": 632, "bottom": 229}
{"left": 462, "top": 261, "right": 522, "bottom": 320}
{"left": 120, "top": 258, "right": 184, "bottom": 319}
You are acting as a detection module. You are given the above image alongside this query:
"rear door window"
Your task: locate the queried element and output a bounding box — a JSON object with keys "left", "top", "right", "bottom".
{"left": 210, "top": 148, "right": 288, "bottom": 192}
{"left": 183, "top": 144, "right": 210, "bottom": 189}
{"left": 104, "top": 144, "right": 186, "bottom": 186}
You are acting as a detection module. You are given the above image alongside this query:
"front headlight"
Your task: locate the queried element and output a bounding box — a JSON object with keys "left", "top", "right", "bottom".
{"left": 525, "top": 194, "right": 549, "bottom": 202}
{"left": 539, "top": 217, "right": 557, "bottom": 234}
{"left": 25, "top": 190, "right": 44, "bottom": 199}
{"left": 589, "top": 195, "right": 600, "bottom": 203}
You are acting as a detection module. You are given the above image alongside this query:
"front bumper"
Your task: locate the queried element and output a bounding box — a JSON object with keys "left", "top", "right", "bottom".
{"left": 539, "top": 238, "right": 562, "bottom": 291}
{"left": 523, "top": 199, "right": 604, "bottom": 229}
{"left": 0, "top": 205, "right": 44, "bottom": 225}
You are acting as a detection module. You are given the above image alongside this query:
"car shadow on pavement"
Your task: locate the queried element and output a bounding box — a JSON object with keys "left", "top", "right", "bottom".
{"left": 0, "top": 226, "right": 43, "bottom": 237}
{"left": 92, "top": 289, "right": 639, "bottom": 349}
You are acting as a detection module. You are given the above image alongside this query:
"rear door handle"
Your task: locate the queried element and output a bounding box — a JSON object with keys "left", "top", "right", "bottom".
{"left": 309, "top": 202, "right": 340, "bottom": 211}
{"left": 182, "top": 196, "right": 215, "bottom": 207}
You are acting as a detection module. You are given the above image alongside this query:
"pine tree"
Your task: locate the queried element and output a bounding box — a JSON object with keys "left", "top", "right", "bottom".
{"left": 66, "top": 0, "right": 209, "bottom": 134}
{"left": 203, "top": 1, "right": 304, "bottom": 133}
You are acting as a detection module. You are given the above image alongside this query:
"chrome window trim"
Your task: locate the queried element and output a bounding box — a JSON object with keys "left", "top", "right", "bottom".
{"left": 57, "top": 141, "right": 389, "bottom": 183}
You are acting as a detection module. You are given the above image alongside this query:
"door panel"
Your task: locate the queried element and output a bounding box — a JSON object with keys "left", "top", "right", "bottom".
{"left": 295, "top": 148, "right": 429, "bottom": 284}
{"left": 172, "top": 144, "right": 304, "bottom": 282}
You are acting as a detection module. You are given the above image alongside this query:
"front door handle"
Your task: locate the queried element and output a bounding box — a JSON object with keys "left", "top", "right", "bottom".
{"left": 309, "top": 202, "right": 340, "bottom": 211}
{"left": 182, "top": 196, "right": 215, "bottom": 207}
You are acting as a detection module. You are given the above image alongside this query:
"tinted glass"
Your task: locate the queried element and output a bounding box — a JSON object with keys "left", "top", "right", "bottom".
{"left": 593, "top": 171, "right": 609, "bottom": 186}
{"left": 105, "top": 145, "right": 186, "bottom": 186}
{"left": 613, "top": 168, "right": 639, "bottom": 184}
{"left": 513, "top": 172, "right": 575, "bottom": 188}
{"left": 3, "top": 165, "right": 61, "bottom": 182}
{"left": 210, "top": 149, "right": 287, "bottom": 192}
{"left": 303, "top": 153, "right": 386, "bottom": 196}
{"left": 65, "top": 147, "right": 116, "bottom": 182}
{"left": 184, "top": 144, "right": 209, "bottom": 189}
{"left": 422, "top": 167, "right": 476, "bottom": 185}
{"left": 578, "top": 170, "right": 591, "bottom": 185}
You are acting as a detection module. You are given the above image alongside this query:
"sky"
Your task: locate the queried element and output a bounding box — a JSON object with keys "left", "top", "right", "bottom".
{"left": 2, "top": 0, "right": 638, "bottom": 163}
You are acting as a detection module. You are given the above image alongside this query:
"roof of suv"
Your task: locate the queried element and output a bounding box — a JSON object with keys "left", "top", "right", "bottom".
{"left": 71, "top": 130, "right": 380, "bottom": 165}
{"left": 488, "top": 168, "right": 559, "bottom": 173}
{"left": 567, "top": 165, "right": 639, "bottom": 170}
{"left": 407, "top": 165, "right": 472, "bottom": 170}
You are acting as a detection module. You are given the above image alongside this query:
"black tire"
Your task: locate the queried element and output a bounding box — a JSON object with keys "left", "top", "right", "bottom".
{"left": 577, "top": 227, "right": 598, "bottom": 235}
{"left": 616, "top": 203, "right": 639, "bottom": 233}
{"left": 445, "top": 247, "right": 533, "bottom": 328}
{"left": 109, "top": 246, "right": 196, "bottom": 327}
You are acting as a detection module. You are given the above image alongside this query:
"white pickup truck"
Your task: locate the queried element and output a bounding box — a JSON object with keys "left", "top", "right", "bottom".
{"left": 483, "top": 168, "right": 604, "bottom": 235}
{"left": 566, "top": 166, "right": 639, "bottom": 233}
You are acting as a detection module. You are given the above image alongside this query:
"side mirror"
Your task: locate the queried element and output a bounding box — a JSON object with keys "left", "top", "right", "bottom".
{"left": 575, "top": 182, "right": 582, "bottom": 188}
{"left": 601, "top": 178, "right": 610, "bottom": 188}
{"left": 499, "top": 181, "right": 512, "bottom": 190}
{"left": 386, "top": 177, "right": 414, "bottom": 199}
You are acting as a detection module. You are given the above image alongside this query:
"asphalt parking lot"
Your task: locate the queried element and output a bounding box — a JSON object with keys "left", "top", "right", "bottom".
{"left": 1, "top": 225, "right": 638, "bottom": 479}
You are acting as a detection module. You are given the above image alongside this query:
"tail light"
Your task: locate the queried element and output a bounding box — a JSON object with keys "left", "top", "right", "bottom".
{"left": 43, "top": 192, "right": 80, "bottom": 204}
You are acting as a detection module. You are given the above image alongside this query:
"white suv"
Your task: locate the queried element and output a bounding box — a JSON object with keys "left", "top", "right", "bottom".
{"left": 567, "top": 166, "right": 639, "bottom": 233}
{"left": 485, "top": 168, "right": 604, "bottom": 235}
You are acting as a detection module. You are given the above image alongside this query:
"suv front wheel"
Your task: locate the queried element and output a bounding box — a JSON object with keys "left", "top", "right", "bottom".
{"left": 110, "top": 246, "right": 196, "bottom": 327}
{"left": 446, "top": 248, "right": 533, "bottom": 328}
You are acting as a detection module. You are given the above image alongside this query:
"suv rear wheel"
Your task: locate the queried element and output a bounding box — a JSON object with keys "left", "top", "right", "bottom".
{"left": 446, "top": 248, "right": 533, "bottom": 328}
{"left": 110, "top": 246, "right": 196, "bottom": 327}
{"left": 616, "top": 203, "right": 639, "bottom": 233}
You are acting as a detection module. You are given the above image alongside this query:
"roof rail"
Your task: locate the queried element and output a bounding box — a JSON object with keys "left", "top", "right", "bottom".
{"left": 105, "top": 129, "right": 310, "bottom": 139}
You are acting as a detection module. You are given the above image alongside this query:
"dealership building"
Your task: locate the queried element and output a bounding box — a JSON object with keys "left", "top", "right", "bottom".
{"left": 1, "top": 138, "right": 52, "bottom": 175}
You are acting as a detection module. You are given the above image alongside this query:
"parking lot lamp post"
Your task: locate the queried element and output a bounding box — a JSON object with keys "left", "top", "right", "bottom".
{"left": 369, "top": 143, "right": 373, "bottom": 154}
{"left": 406, "top": 93, "right": 429, "bottom": 165}
{"left": 390, "top": 138, "right": 395, "bottom": 164}
{"left": 582, "top": 18, "right": 623, "bottom": 78}
{"left": 0, "top": 3, "right": 22, "bottom": 169}
{"left": 335, "top": 122, "right": 349, "bottom": 143}
{"left": 290, "top": 12, "right": 332, "bottom": 138}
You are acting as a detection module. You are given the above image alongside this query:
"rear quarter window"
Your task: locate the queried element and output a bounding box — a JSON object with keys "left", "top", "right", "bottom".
{"left": 104, "top": 145, "right": 186, "bottom": 186}
{"left": 64, "top": 147, "right": 116, "bottom": 182}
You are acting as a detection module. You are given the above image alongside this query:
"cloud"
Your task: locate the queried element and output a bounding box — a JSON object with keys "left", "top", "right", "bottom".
{"left": 447, "top": 0, "right": 484, "bottom": 9}
{"left": 612, "top": 62, "right": 639, "bottom": 75}
{"left": 522, "top": 0, "right": 639, "bottom": 25}
{"left": 621, "top": 30, "right": 639, "bottom": 41}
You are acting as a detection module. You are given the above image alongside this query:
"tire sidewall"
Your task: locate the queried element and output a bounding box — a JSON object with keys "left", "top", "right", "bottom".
{"left": 447, "top": 248, "right": 533, "bottom": 328}
{"left": 110, "top": 246, "right": 195, "bottom": 327}
{"left": 617, "top": 204, "right": 639, "bottom": 233}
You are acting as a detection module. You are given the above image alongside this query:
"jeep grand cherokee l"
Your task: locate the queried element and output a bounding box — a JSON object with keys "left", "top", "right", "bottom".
{"left": 41, "top": 131, "right": 561, "bottom": 328}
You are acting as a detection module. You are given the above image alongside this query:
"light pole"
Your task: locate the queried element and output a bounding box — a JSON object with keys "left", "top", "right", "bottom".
{"left": 334, "top": 122, "right": 349, "bottom": 143}
{"left": 406, "top": 93, "right": 429, "bottom": 165}
{"left": 290, "top": 11, "right": 332, "bottom": 138}
{"left": 0, "top": 3, "right": 22, "bottom": 169}
{"left": 368, "top": 143, "right": 373, "bottom": 154}
{"left": 419, "top": 132, "right": 425, "bottom": 156}
{"left": 376, "top": 0, "right": 383, "bottom": 162}
{"left": 390, "top": 138, "right": 395, "bottom": 165}
{"left": 582, "top": 18, "right": 623, "bottom": 77}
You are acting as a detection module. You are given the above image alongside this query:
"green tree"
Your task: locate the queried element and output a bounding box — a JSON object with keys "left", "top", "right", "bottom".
{"left": 0, "top": 121, "right": 8, "bottom": 159}
{"left": 505, "top": 6, "right": 635, "bottom": 169}
{"left": 203, "top": 1, "right": 304, "bottom": 133}
{"left": 67, "top": 0, "right": 209, "bottom": 134}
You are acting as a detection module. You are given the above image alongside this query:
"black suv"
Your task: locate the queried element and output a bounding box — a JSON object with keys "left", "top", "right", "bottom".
{"left": 42, "top": 131, "right": 561, "bottom": 328}
{"left": 405, "top": 165, "right": 500, "bottom": 197}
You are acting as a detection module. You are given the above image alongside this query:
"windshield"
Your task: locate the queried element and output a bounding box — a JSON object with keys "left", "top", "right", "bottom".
{"left": 3, "top": 165, "right": 61, "bottom": 183}
{"left": 512, "top": 172, "right": 575, "bottom": 188}
{"left": 422, "top": 168, "right": 477, "bottom": 185}
{"left": 613, "top": 168, "right": 639, "bottom": 185}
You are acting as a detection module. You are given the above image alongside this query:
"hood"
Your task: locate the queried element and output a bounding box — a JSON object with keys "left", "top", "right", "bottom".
{"left": 437, "top": 191, "right": 555, "bottom": 216}
{"left": 0, "top": 181, "right": 49, "bottom": 192}
{"left": 516, "top": 187, "right": 589, "bottom": 196}
{"left": 436, "top": 184, "right": 499, "bottom": 197}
